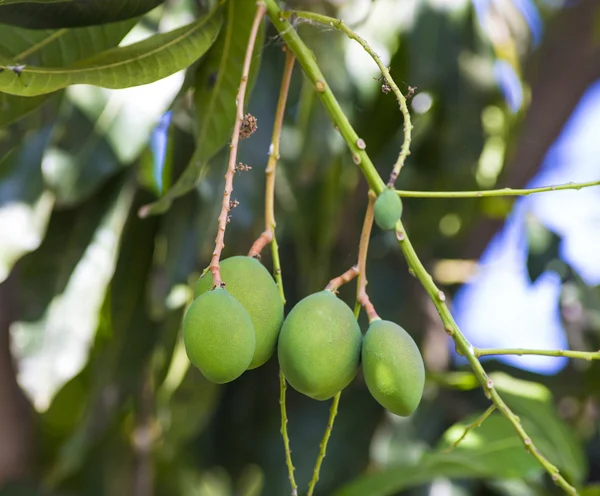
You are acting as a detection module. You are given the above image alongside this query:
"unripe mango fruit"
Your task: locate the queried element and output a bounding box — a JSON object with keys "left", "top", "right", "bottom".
{"left": 195, "top": 256, "right": 283, "bottom": 369}
{"left": 183, "top": 288, "right": 255, "bottom": 384}
{"left": 362, "top": 320, "right": 425, "bottom": 416}
{"left": 278, "top": 291, "right": 362, "bottom": 400}
{"left": 374, "top": 188, "right": 403, "bottom": 231}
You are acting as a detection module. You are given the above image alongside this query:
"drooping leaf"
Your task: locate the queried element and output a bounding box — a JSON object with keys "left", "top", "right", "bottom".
{"left": 0, "top": 18, "right": 136, "bottom": 126}
{"left": 0, "top": 0, "right": 164, "bottom": 29}
{"left": 139, "top": 0, "right": 265, "bottom": 216}
{"left": 334, "top": 413, "right": 542, "bottom": 496}
{"left": 0, "top": 9, "right": 222, "bottom": 96}
{"left": 491, "top": 372, "right": 587, "bottom": 486}
{"left": 0, "top": 126, "right": 53, "bottom": 282}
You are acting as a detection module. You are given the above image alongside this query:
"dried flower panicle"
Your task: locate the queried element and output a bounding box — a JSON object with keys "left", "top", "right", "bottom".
{"left": 240, "top": 113, "right": 258, "bottom": 139}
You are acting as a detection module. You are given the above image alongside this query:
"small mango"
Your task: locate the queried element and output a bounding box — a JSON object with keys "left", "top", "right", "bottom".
{"left": 362, "top": 319, "right": 425, "bottom": 416}
{"left": 183, "top": 288, "right": 255, "bottom": 384}
{"left": 195, "top": 256, "right": 283, "bottom": 369}
{"left": 278, "top": 290, "right": 362, "bottom": 400}
{"left": 374, "top": 188, "right": 403, "bottom": 231}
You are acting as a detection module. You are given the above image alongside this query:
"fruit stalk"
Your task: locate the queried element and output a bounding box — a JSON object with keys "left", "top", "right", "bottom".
{"left": 357, "top": 192, "right": 379, "bottom": 323}
{"left": 209, "top": 1, "right": 266, "bottom": 288}
{"left": 325, "top": 265, "right": 359, "bottom": 293}
{"left": 279, "top": 10, "right": 413, "bottom": 187}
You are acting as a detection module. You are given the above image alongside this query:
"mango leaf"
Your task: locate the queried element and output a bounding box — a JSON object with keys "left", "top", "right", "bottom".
{"left": 0, "top": 9, "right": 222, "bottom": 96}
{"left": 0, "top": 126, "right": 53, "bottom": 282}
{"left": 139, "top": 0, "right": 265, "bottom": 216}
{"left": 334, "top": 413, "right": 542, "bottom": 496}
{"left": 491, "top": 372, "right": 586, "bottom": 486}
{"left": 0, "top": 0, "right": 164, "bottom": 29}
{"left": 0, "top": 18, "right": 136, "bottom": 126}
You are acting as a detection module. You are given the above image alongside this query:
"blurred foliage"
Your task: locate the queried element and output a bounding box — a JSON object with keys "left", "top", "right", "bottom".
{"left": 1, "top": 0, "right": 599, "bottom": 495}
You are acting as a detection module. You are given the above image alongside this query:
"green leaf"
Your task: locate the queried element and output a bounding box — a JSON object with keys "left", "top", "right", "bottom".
{"left": 0, "top": 0, "right": 164, "bottom": 29}
{"left": 0, "top": 9, "right": 222, "bottom": 96}
{"left": 0, "top": 19, "right": 136, "bottom": 126}
{"left": 491, "top": 372, "right": 587, "bottom": 486}
{"left": 139, "top": 0, "right": 265, "bottom": 217}
{"left": 335, "top": 413, "right": 542, "bottom": 496}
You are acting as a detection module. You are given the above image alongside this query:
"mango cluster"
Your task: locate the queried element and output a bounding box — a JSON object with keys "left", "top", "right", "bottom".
{"left": 182, "top": 258, "right": 425, "bottom": 416}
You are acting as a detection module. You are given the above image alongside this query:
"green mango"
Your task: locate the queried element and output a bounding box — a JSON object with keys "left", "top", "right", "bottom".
{"left": 183, "top": 288, "right": 255, "bottom": 384}
{"left": 195, "top": 256, "right": 284, "bottom": 369}
{"left": 374, "top": 188, "right": 403, "bottom": 231}
{"left": 278, "top": 290, "right": 362, "bottom": 400}
{"left": 362, "top": 320, "right": 425, "bottom": 416}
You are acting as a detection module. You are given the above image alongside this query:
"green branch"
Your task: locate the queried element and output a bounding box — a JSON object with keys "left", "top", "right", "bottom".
{"left": 264, "top": 1, "right": 578, "bottom": 492}
{"left": 281, "top": 10, "right": 412, "bottom": 186}
{"left": 263, "top": 0, "right": 385, "bottom": 195}
{"left": 443, "top": 404, "right": 496, "bottom": 454}
{"left": 476, "top": 348, "right": 600, "bottom": 361}
{"left": 396, "top": 179, "right": 600, "bottom": 198}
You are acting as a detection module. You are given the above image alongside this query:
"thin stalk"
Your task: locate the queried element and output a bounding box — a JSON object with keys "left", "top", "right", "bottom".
{"left": 209, "top": 2, "right": 266, "bottom": 287}
{"left": 249, "top": 48, "right": 298, "bottom": 494}
{"left": 282, "top": 10, "right": 412, "bottom": 186}
{"left": 325, "top": 265, "right": 359, "bottom": 292}
{"left": 396, "top": 179, "right": 600, "bottom": 198}
{"left": 475, "top": 348, "right": 600, "bottom": 361}
{"left": 443, "top": 405, "right": 496, "bottom": 454}
{"left": 307, "top": 393, "right": 341, "bottom": 496}
{"left": 356, "top": 192, "right": 379, "bottom": 322}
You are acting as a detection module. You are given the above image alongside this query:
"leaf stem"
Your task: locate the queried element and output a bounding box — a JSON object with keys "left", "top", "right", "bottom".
{"left": 281, "top": 10, "right": 412, "bottom": 186}
{"left": 307, "top": 393, "right": 341, "bottom": 496}
{"left": 443, "top": 405, "right": 496, "bottom": 454}
{"left": 209, "top": 2, "right": 266, "bottom": 287}
{"left": 396, "top": 179, "right": 600, "bottom": 198}
{"left": 475, "top": 348, "right": 600, "bottom": 361}
{"left": 356, "top": 192, "right": 379, "bottom": 323}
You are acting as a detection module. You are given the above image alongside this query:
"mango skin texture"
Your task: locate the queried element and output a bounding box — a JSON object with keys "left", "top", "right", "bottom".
{"left": 194, "top": 256, "right": 284, "bottom": 369}
{"left": 374, "top": 188, "right": 403, "bottom": 231}
{"left": 183, "top": 288, "right": 255, "bottom": 384}
{"left": 278, "top": 291, "right": 362, "bottom": 400}
{"left": 362, "top": 320, "right": 425, "bottom": 416}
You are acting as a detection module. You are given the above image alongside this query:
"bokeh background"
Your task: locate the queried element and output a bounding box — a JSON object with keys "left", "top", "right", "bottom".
{"left": 1, "top": 0, "right": 599, "bottom": 494}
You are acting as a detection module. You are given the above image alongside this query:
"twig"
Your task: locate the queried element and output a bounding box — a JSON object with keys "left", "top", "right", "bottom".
{"left": 325, "top": 265, "right": 359, "bottom": 292}
{"left": 279, "top": 370, "right": 297, "bottom": 496}
{"left": 248, "top": 49, "right": 295, "bottom": 263}
{"left": 208, "top": 2, "right": 266, "bottom": 287}
{"left": 264, "top": 3, "right": 577, "bottom": 493}
{"left": 281, "top": 10, "right": 412, "bottom": 187}
{"left": 443, "top": 405, "right": 496, "bottom": 454}
{"left": 475, "top": 348, "right": 600, "bottom": 361}
{"left": 394, "top": 221, "right": 577, "bottom": 494}
{"left": 307, "top": 393, "right": 341, "bottom": 496}
{"left": 396, "top": 179, "right": 600, "bottom": 198}
{"left": 356, "top": 192, "right": 379, "bottom": 323}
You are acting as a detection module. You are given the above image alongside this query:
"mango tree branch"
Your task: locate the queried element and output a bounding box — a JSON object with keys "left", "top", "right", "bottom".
{"left": 265, "top": 2, "right": 578, "bottom": 491}
{"left": 396, "top": 179, "right": 600, "bottom": 198}
{"left": 282, "top": 10, "right": 412, "bottom": 186}
{"left": 263, "top": 0, "right": 385, "bottom": 194}
{"left": 208, "top": 2, "right": 266, "bottom": 287}
{"left": 394, "top": 221, "right": 577, "bottom": 494}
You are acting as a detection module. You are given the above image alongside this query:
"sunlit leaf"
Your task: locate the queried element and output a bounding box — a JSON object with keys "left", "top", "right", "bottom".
{"left": 139, "top": 0, "right": 265, "bottom": 216}
{"left": 0, "top": 9, "right": 222, "bottom": 96}
{"left": 0, "top": 0, "right": 163, "bottom": 29}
